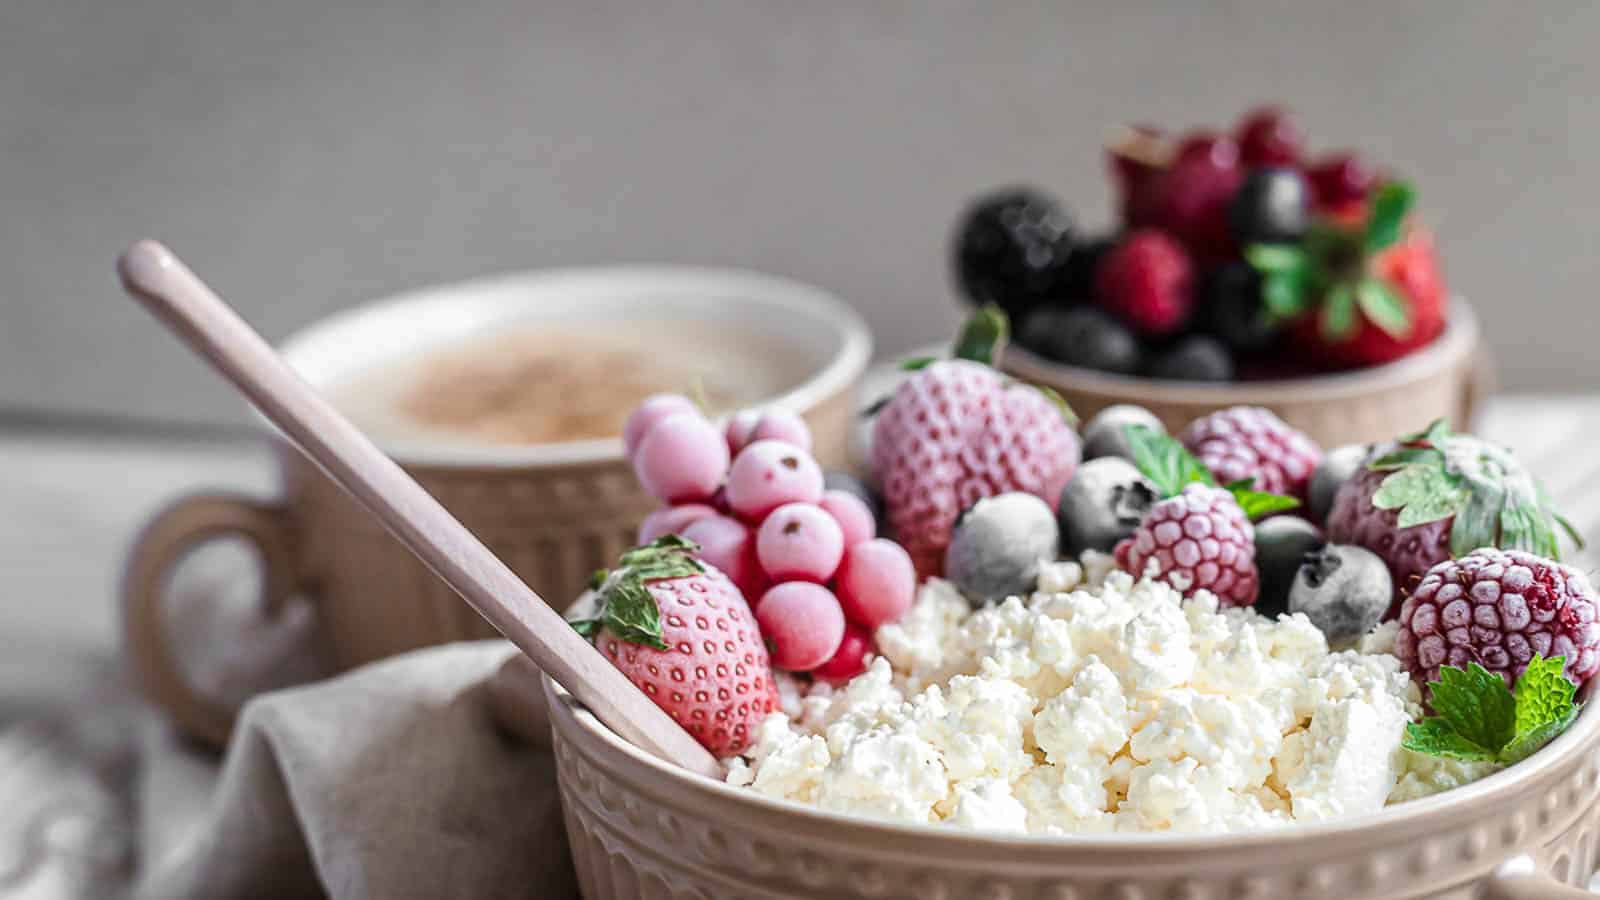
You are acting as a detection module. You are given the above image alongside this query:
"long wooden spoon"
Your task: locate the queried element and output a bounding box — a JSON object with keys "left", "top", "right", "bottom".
{"left": 118, "top": 240, "right": 721, "bottom": 778}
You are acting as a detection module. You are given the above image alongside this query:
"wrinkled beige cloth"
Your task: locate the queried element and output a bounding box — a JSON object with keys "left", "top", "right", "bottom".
{"left": 135, "top": 641, "right": 577, "bottom": 900}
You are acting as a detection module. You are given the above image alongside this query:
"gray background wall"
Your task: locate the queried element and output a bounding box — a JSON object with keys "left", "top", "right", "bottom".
{"left": 2, "top": 1, "right": 1594, "bottom": 429}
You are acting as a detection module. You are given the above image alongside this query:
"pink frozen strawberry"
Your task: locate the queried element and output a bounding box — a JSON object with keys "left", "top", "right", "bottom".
{"left": 1325, "top": 420, "right": 1580, "bottom": 618}
{"left": 871, "top": 306, "right": 1080, "bottom": 575}
{"left": 1180, "top": 406, "right": 1322, "bottom": 502}
{"left": 1114, "top": 426, "right": 1300, "bottom": 607}
{"left": 574, "top": 536, "right": 778, "bottom": 756}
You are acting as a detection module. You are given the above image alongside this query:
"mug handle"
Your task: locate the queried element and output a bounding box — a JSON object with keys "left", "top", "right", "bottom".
{"left": 1485, "top": 855, "right": 1596, "bottom": 898}
{"left": 121, "top": 492, "right": 303, "bottom": 746}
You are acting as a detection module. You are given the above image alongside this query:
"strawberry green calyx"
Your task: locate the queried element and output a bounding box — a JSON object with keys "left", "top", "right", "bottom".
{"left": 1126, "top": 425, "right": 1299, "bottom": 519}
{"left": 1245, "top": 180, "right": 1419, "bottom": 343}
{"left": 1403, "top": 654, "right": 1580, "bottom": 763}
{"left": 570, "top": 535, "right": 705, "bottom": 650}
{"left": 1367, "top": 419, "right": 1581, "bottom": 559}
{"left": 951, "top": 303, "right": 1009, "bottom": 365}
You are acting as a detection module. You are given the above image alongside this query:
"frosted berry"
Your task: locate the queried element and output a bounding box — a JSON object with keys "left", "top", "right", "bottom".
{"left": 724, "top": 409, "right": 763, "bottom": 456}
{"left": 1307, "top": 443, "right": 1369, "bottom": 525}
{"left": 953, "top": 381, "right": 1082, "bottom": 513}
{"left": 632, "top": 412, "right": 730, "bottom": 503}
{"left": 1094, "top": 230, "right": 1195, "bottom": 337}
{"left": 623, "top": 393, "right": 699, "bottom": 460}
{"left": 725, "top": 439, "right": 824, "bottom": 522}
{"left": 812, "top": 622, "right": 874, "bottom": 684}
{"left": 1080, "top": 404, "right": 1165, "bottom": 462}
{"left": 945, "top": 492, "right": 1060, "bottom": 606}
{"left": 1288, "top": 544, "right": 1390, "bottom": 643}
{"left": 1236, "top": 106, "right": 1303, "bottom": 167}
{"left": 681, "top": 514, "right": 764, "bottom": 601}
{"left": 1180, "top": 406, "right": 1323, "bottom": 502}
{"left": 835, "top": 538, "right": 917, "bottom": 629}
{"left": 583, "top": 537, "right": 778, "bottom": 756}
{"left": 756, "top": 502, "right": 845, "bottom": 583}
{"left": 756, "top": 582, "right": 847, "bottom": 671}
{"left": 1058, "top": 457, "right": 1159, "bottom": 557}
{"left": 820, "top": 489, "right": 876, "bottom": 547}
{"left": 1397, "top": 549, "right": 1600, "bottom": 691}
{"left": 1115, "top": 483, "right": 1258, "bottom": 607}
{"left": 749, "top": 409, "right": 813, "bottom": 452}
{"left": 638, "top": 503, "right": 718, "bottom": 545}
{"left": 822, "top": 471, "right": 882, "bottom": 532}
{"left": 1253, "top": 516, "right": 1325, "bottom": 617}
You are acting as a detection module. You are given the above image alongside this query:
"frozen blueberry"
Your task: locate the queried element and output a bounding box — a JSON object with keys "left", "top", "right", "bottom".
{"left": 1146, "top": 334, "right": 1235, "bottom": 382}
{"left": 823, "top": 470, "right": 882, "bottom": 530}
{"left": 1288, "top": 544, "right": 1392, "bottom": 643}
{"left": 1058, "top": 457, "right": 1159, "bottom": 557}
{"left": 1020, "top": 307, "right": 1142, "bottom": 375}
{"left": 1253, "top": 516, "right": 1325, "bottom": 618}
{"left": 944, "top": 492, "right": 1060, "bottom": 606}
{"left": 1307, "top": 443, "right": 1369, "bottom": 525}
{"left": 1080, "top": 404, "right": 1165, "bottom": 461}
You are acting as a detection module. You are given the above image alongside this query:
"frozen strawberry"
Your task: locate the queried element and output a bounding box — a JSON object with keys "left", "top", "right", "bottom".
{"left": 574, "top": 536, "right": 778, "bottom": 756}
{"left": 1325, "top": 420, "right": 1580, "bottom": 618}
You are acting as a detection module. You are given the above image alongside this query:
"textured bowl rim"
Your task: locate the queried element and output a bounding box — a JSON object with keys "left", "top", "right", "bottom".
{"left": 547, "top": 666, "right": 1599, "bottom": 852}
{"left": 1001, "top": 299, "right": 1478, "bottom": 406}
{"left": 268, "top": 265, "right": 873, "bottom": 470}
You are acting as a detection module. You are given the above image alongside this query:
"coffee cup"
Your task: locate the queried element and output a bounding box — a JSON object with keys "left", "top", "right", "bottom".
{"left": 122, "top": 265, "right": 871, "bottom": 745}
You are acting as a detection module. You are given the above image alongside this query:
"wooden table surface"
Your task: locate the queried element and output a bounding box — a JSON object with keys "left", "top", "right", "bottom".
{"left": 3, "top": 396, "right": 1599, "bottom": 897}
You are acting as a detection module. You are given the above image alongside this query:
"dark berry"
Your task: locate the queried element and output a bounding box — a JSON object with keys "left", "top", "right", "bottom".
{"left": 1080, "top": 404, "right": 1165, "bottom": 461}
{"left": 1020, "top": 307, "right": 1142, "bottom": 375}
{"left": 1058, "top": 457, "right": 1159, "bottom": 557}
{"left": 1227, "top": 167, "right": 1310, "bottom": 245}
{"left": 953, "top": 188, "right": 1075, "bottom": 316}
{"left": 1203, "top": 262, "right": 1279, "bottom": 353}
{"left": 1134, "top": 148, "right": 1243, "bottom": 261}
{"left": 1061, "top": 235, "right": 1116, "bottom": 302}
{"left": 945, "top": 493, "right": 1060, "bottom": 606}
{"left": 1253, "top": 516, "right": 1325, "bottom": 618}
{"left": 1307, "top": 153, "right": 1375, "bottom": 211}
{"left": 1289, "top": 544, "right": 1391, "bottom": 643}
{"left": 1236, "top": 107, "right": 1303, "bottom": 167}
{"left": 1146, "top": 334, "right": 1234, "bottom": 382}
{"left": 1306, "top": 443, "right": 1368, "bottom": 526}
{"left": 1094, "top": 230, "right": 1194, "bottom": 337}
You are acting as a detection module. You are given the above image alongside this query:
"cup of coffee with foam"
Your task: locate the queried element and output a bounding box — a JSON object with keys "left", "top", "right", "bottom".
{"left": 122, "top": 266, "right": 871, "bottom": 745}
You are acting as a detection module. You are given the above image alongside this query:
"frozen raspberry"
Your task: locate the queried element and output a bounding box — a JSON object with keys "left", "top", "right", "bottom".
{"left": 1179, "top": 406, "right": 1323, "bottom": 502}
{"left": 1115, "top": 483, "right": 1258, "bottom": 607}
{"left": 1094, "top": 230, "right": 1194, "bottom": 337}
{"left": 1396, "top": 549, "right": 1600, "bottom": 691}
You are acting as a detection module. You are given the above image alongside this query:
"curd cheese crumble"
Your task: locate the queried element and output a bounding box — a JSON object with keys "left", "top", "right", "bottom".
{"left": 725, "top": 555, "right": 1478, "bottom": 834}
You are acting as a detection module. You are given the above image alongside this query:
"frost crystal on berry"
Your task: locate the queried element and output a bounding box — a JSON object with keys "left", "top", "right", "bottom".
{"left": 1114, "top": 483, "right": 1258, "bottom": 607}
{"left": 1180, "top": 406, "right": 1322, "bottom": 501}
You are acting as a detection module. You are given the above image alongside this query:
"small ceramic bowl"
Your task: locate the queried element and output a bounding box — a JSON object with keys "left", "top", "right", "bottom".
{"left": 1002, "top": 301, "right": 1487, "bottom": 448}
{"left": 544, "top": 673, "right": 1600, "bottom": 899}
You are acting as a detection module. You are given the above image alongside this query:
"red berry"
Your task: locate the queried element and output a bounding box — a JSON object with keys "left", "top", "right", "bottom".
{"left": 1108, "top": 125, "right": 1168, "bottom": 224}
{"left": 1133, "top": 150, "right": 1244, "bottom": 261}
{"left": 812, "top": 623, "right": 874, "bottom": 684}
{"left": 1094, "top": 230, "right": 1195, "bottom": 337}
{"left": 1174, "top": 131, "right": 1240, "bottom": 168}
{"left": 1397, "top": 549, "right": 1600, "bottom": 692}
{"left": 835, "top": 538, "right": 917, "bottom": 628}
{"left": 756, "top": 582, "right": 846, "bottom": 671}
{"left": 1307, "top": 153, "right": 1375, "bottom": 210}
{"left": 1236, "top": 107, "right": 1303, "bottom": 167}
{"left": 681, "top": 514, "right": 764, "bottom": 601}
{"left": 1179, "top": 406, "right": 1322, "bottom": 502}
{"left": 755, "top": 502, "right": 845, "bottom": 583}
{"left": 1115, "top": 484, "right": 1258, "bottom": 607}
{"left": 637, "top": 503, "right": 718, "bottom": 545}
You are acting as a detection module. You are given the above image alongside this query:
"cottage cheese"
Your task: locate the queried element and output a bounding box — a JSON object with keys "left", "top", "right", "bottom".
{"left": 726, "top": 556, "right": 1476, "bottom": 834}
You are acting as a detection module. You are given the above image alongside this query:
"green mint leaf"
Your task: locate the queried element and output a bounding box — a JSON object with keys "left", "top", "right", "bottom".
{"left": 1429, "top": 662, "right": 1517, "bottom": 752}
{"left": 569, "top": 618, "right": 601, "bottom": 639}
{"left": 1364, "top": 181, "right": 1415, "bottom": 252}
{"left": 1320, "top": 284, "right": 1358, "bottom": 341}
{"left": 1369, "top": 446, "right": 1444, "bottom": 470}
{"left": 1402, "top": 718, "right": 1497, "bottom": 762}
{"left": 1223, "top": 478, "right": 1255, "bottom": 492}
{"left": 1245, "top": 244, "right": 1309, "bottom": 275}
{"left": 1356, "top": 279, "right": 1413, "bottom": 339}
{"left": 951, "top": 304, "right": 1008, "bottom": 364}
{"left": 1229, "top": 488, "right": 1301, "bottom": 520}
{"left": 1126, "top": 424, "right": 1215, "bottom": 498}
{"left": 1500, "top": 655, "right": 1580, "bottom": 763}
{"left": 1372, "top": 464, "right": 1470, "bottom": 528}
{"left": 900, "top": 356, "right": 937, "bottom": 371}
{"left": 600, "top": 579, "right": 670, "bottom": 650}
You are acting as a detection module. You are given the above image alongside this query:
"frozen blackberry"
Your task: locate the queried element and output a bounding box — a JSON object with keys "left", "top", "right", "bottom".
{"left": 953, "top": 188, "right": 1075, "bottom": 316}
{"left": 1020, "top": 307, "right": 1141, "bottom": 374}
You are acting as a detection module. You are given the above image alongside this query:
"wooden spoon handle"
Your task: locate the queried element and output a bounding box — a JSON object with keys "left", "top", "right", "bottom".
{"left": 118, "top": 240, "right": 720, "bottom": 778}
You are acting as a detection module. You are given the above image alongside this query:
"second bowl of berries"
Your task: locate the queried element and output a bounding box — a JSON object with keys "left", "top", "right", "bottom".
{"left": 955, "top": 105, "right": 1488, "bottom": 448}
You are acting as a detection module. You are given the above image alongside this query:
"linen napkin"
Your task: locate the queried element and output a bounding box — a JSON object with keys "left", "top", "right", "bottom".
{"left": 135, "top": 641, "right": 577, "bottom": 900}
